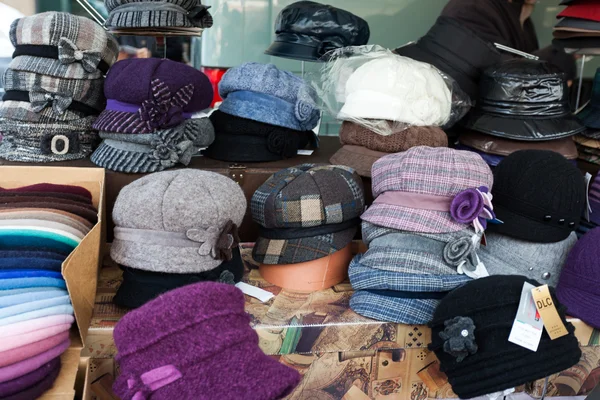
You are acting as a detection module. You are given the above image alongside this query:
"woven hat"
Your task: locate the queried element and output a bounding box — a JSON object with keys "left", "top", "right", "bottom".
{"left": 265, "top": 1, "right": 370, "bottom": 62}
{"left": 557, "top": 228, "right": 600, "bottom": 329}
{"left": 339, "top": 55, "right": 452, "bottom": 126}
{"left": 203, "top": 110, "right": 316, "bottom": 162}
{"left": 9, "top": 12, "right": 119, "bottom": 80}
{"left": 361, "top": 147, "right": 494, "bottom": 234}
{"left": 111, "top": 170, "right": 246, "bottom": 273}
{"left": 479, "top": 231, "right": 577, "bottom": 287}
{"left": 490, "top": 150, "right": 585, "bottom": 243}
{"left": 91, "top": 118, "right": 215, "bottom": 173}
{"left": 93, "top": 58, "right": 213, "bottom": 135}
{"left": 113, "top": 282, "right": 300, "bottom": 400}
{"left": 429, "top": 275, "right": 581, "bottom": 399}
{"left": 252, "top": 164, "right": 365, "bottom": 265}
{"left": 464, "top": 59, "right": 585, "bottom": 141}
{"left": 218, "top": 62, "right": 320, "bottom": 131}
{"left": 105, "top": 0, "right": 214, "bottom": 29}
{"left": 329, "top": 145, "right": 389, "bottom": 178}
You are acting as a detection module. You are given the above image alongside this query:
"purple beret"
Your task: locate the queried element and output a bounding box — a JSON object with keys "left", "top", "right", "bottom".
{"left": 93, "top": 58, "right": 213, "bottom": 134}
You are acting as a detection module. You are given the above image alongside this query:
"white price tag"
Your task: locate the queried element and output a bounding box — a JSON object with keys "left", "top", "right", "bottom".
{"left": 297, "top": 149, "right": 314, "bottom": 156}
{"left": 508, "top": 320, "right": 543, "bottom": 352}
{"left": 235, "top": 282, "right": 274, "bottom": 303}
{"left": 508, "top": 282, "right": 544, "bottom": 351}
{"left": 585, "top": 172, "right": 593, "bottom": 222}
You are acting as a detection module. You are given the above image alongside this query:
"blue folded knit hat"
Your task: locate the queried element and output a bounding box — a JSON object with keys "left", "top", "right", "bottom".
{"left": 0, "top": 277, "right": 66, "bottom": 291}
{"left": 0, "top": 250, "right": 64, "bottom": 272}
{"left": 0, "top": 294, "right": 70, "bottom": 320}
{"left": 0, "top": 287, "right": 62, "bottom": 298}
{"left": 218, "top": 62, "right": 320, "bottom": 131}
{"left": 0, "top": 270, "right": 63, "bottom": 280}
{"left": 0, "top": 304, "right": 73, "bottom": 327}
{"left": 0, "top": 230, "right": 78, "bottom": 254}
{"left": 0, "top": 288, "right": 67, "bottom": 308}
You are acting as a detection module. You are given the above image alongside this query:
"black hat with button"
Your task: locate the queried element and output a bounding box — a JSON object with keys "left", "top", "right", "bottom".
{"left": 489, "top": 150, "right": 586, "bottom": 243}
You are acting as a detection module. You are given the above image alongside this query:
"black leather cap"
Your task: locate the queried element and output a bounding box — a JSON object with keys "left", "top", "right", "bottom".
{"left": 265, "top": 1, "right": 370, "bottom": 62}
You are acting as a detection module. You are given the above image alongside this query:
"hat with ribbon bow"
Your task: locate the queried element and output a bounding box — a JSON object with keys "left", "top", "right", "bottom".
{"left": 111, "top": 169, "right": 246, "bottom": 273}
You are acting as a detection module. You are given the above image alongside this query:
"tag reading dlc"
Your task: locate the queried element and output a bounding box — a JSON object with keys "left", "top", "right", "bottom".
{"left": 531, "top": 285, "right": 569, "bottom": 340}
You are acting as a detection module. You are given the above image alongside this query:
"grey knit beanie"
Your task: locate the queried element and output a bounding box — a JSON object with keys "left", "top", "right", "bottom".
{"left": 91, "top": 118, "right": 215, "bottom": 173}
{"left": 111, "top": 169, "right": 247, "bottom": 273}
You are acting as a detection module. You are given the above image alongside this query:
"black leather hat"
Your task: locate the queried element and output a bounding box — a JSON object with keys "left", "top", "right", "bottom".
{"left": 395, "top": 16, "right": 502, "bottom": 100}
{"left": 464, "top": 59, "right": 585, "bottom": 141}
{"left": 265, "top": 1, "right": 370, "bottom": 62}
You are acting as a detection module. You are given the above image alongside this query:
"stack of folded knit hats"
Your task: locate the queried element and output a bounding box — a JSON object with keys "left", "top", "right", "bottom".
{"left": 458, "top": 59, "right": 584, "bottom": 167}
{"left": 574, "top": 68, "right": 600, "bottom": 164}
{"left": 349, "top": 147, "right": 495, "bottom": 324}
{"left": 113, "top": 282, "right": 300, "bottom": 400}
{"left": 111, "top": 170, "right": 247, "bottom": 309}
{"left": 0, "top": 183, "right": 98, "bottom": 399}
{"left": 91, "top": 58, "right": 215, "bottom": 173}
{"left": 0, "top": 12, "right": 119, "bottom": 162}
{"left": 204, "top": 62, "right": 319, "bottom": 162}
{"left": 477, "top": 150, "right": 585, "bottom": 286}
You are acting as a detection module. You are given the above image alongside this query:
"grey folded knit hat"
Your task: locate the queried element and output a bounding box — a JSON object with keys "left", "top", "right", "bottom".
{"left": 105, "top": 0, "right": 214, "bottom": 29}
{"left": 478, "top": 231, "right": 577, "bottom": 287}
{"left": 91, "top": 118, "right": 215, "bottom": 173}
{"left": 0, "top": 117, "right": 98, "bottom": 162}
{"left": 111, "top": 169, "right": 247, "bottom": 273}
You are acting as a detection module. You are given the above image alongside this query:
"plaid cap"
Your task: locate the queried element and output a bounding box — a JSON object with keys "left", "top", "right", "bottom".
{"left": 3, "top": 69, "right": 106, "bottom": 112}
{"left": 0, "top": 100, "right": 89, "bottom": 123}
{"left": 10, "top": 12, "right": 119, "bottom": 80}
{"left": 251, "top": 163, "right": 365, "bottom": 264}
{"left": 105, "top": 0, "right": 213, "bottom": 29}
{"left": 361, "top": 147, "right": 493, "bottom": 234}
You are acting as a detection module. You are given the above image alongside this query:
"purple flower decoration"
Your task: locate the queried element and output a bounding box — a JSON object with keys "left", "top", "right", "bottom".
{"left": 450, "top": 186, "right": 497, "bottom": 233}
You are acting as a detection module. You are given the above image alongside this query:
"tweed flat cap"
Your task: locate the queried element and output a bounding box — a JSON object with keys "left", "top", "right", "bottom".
{"left": 111, "top": 170, "right": 246, "bottom": 273}
{"left": 329, "top": 145, "right": 389, "bottom": 178}
{"left": 0, "top": 100, "right": 94, "bottom": 124}
{"left": 10, "top": 12, "right": 119, "bottom": 80}
{"left": 105, "top": 0, "right": 214, "bottom": 29}
{"left": 219, "top": 62, "right": 320, "bottom": 131}
{"left": 94, "top": 58, "right": 213, "bottom": 134}
{"left": 362, "top": 147, "right": 494, "bottom": 234}
{"left": 252, "top": 163, "right": 365, "bottom": 265}
{"left": 91, "top": 118, "right": 215, "bottom": 173}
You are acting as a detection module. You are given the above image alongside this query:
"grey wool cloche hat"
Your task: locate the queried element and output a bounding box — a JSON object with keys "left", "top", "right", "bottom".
{"left": 110, "top": 170, "right": 247, "bottom": 273}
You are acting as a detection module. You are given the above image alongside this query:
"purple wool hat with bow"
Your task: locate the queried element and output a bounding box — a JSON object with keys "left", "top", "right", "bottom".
{"left": 362, "top": 146, "right": 495, "bottom": 234}
{"left": 113, "top": 282, "right": 301, "bottom": 400}
{"left": 93, "top": 58, "right": 213, "bottom": 135}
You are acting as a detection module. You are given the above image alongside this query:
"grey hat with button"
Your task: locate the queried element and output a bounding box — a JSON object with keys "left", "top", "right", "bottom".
{"left": 478, "top": 231, "right": 577, "bottom": 287}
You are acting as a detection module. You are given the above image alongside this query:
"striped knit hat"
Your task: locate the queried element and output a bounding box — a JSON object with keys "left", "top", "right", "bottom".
{"left": 105, "top": 0, "right": 214, "bottom": 29}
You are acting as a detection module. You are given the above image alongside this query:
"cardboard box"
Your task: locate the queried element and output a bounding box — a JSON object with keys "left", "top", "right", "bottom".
{"left": 85, "top": 243, "right": 600, "bottom": 399}
{"left": 1, "top": 166, "right": 105, "bottom": 399}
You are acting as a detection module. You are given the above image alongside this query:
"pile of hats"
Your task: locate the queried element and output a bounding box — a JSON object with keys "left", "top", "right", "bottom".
{"left": 395, "top": 16, "right": 502, "bottom": 101}
{"left": 110, "top": 170, "right": 247, "bottom": 309}
{"left": 204, "top": 62, "right": 319, "bottom": 163}
{"left": 251, "top": 164, "right": 364, "bottom": 290}
{"left": 105, "top": 0, "right": 214, "bottom": 33}
{"left": 113, "top": 282, "right": 300, "bottom": 400}
{"left": 429, "top": 275, "right": 581, "bottom": 399}
{"left": 553, "top": 0, "right": 600, "bottom": 51}
{"left": 477, "top": 150, "right": 585, "bottom": 287}
{"left": 458, "top": 59, "right": 584, "bottom": 167}
{"left": 348, "top": 147, "right": 495, "bottom": 324}
{"left": 91, "top": 58, "right": 215, "bottom": 173}
{"left": 574, "top": 67, "right": 600, "bottom": 164}
{"left": 0, "top": 183, "right": 98, "bottom": 399}
{"left": 330, "top": 54, "right": 454, "bottom": 176}
{"left": 264, "top": 1, "right": 370, "bottom": 62}
{"left": 0, "top": 12, "right": 119, "bottom": 163}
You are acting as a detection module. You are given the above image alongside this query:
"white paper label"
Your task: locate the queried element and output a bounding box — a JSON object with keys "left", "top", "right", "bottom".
{"left": 235, "top": 282, "right": 274, "bottom": 303}
{"left": 297, "top": 149, "right": 314, "bottom": 156}
{"left": 585, "top": 172, "right": 593, "bottom": 222}
{"left": 508, "top": 282, "right": 544, "bottom": 351}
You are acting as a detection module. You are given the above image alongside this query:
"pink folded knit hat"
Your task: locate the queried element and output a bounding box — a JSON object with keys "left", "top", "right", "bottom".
{"left": 0, "top": 331, "right": 69, "bottom": 368}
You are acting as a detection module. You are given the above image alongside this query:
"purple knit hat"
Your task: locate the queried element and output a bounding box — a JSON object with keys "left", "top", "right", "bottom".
{"left": 557, "top": 228, "right": 600, "bottom": 328}
{"left": 0, "top": 357, "right": 60, "bottom": 398}
{"left": 361, "top": 146, "right": 494, "bottom": 234}
{"left": 93, "top": 58, "right": 213, "bottom": 134}
{"left": 113, "top": 282, "right": 300, "bottom": 400}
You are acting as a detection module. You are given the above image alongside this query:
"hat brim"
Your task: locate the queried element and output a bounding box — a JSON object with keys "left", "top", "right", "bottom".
{"left": 350, "top": 290, "right": 439, "bottom": 324}
{"left": 463, "top": 109, "right": 586, "bottom": 141}
{"left": 264, "top": 40, "right": 322, "bottom": 62}
{"left": 557, "top": 284, "right": 600, "bottom": 329}
{"left": 488, "top": 203, "right": 577, "bottom": 243}
{"left": 330, "top": 145, "right": 389, "bottom": 177}
{"left": 253, "top": 226, "right": 357, "bottom": 265}
{"left": 91, "top": 140, "right": 167, "bottom": 174}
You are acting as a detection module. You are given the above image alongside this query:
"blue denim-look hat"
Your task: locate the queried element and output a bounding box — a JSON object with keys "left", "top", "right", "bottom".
{"left": 218, "top": 62, "right": 320, "bottom": 131}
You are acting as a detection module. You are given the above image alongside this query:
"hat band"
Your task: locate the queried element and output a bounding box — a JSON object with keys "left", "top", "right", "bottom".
{"left": 3, "top": 90, "right": 98, "bottom": 117}
{"left": 364, "top": 289, "right": 448, "bottom": 300}
{"left": 374, "top": 191, "right": 452, "bottom": 211}
{"left": 477, "top": 99, "right": 570, "bottom": 118}
{"left": 106, "top": 100, "right": 194, "bottom": 119}
{"left": 259, "top": 218, "right": 360, "bottom": 240}
{"left": 12, "top": 44, "right": 110, "bottom": 74}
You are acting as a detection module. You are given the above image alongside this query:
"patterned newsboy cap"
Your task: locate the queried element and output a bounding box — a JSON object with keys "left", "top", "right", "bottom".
{"left": 251, "top": 163, "right": 365, "bottom": 265}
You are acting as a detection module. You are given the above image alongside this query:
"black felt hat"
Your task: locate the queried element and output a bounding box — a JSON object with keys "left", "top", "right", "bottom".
{"left": 265, "top": 1, "right": 370, "bottom": 62}
{"left": 429, "top": 275, "right": 581, "bottom": 399}
{"left": 490, "top": 150, "right": 585, "bottom": 243}
{"left": 395, "top": 16, "right": 502, "bottom": 100}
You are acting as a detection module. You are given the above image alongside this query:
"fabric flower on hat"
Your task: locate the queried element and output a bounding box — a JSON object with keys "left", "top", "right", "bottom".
{"left": 439, "top": 316, "right": 478, "bottom": 362}
{"left": 450, "top": 186, "right": 498, "bottom": 233}
{"left": 140, "top": 79, "right": 195, "bottom": 131}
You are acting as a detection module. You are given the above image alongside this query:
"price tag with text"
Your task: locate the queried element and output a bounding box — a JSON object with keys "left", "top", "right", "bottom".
{"left": 508, "top": 282, "right": 544, "bottom": 351}
{"left": 531, "top": 285, "right": 568, "bottom": 340}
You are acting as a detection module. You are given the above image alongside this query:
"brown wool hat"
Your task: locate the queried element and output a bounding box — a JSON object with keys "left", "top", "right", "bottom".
{"left": 329, "top": 145, "right": 390, "bottom": 178}
{"left": 459, "top": 130, "right": 578, "bottom": 159}
{"left": 339, "top": 121, "right": 448, "bottom": 153}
